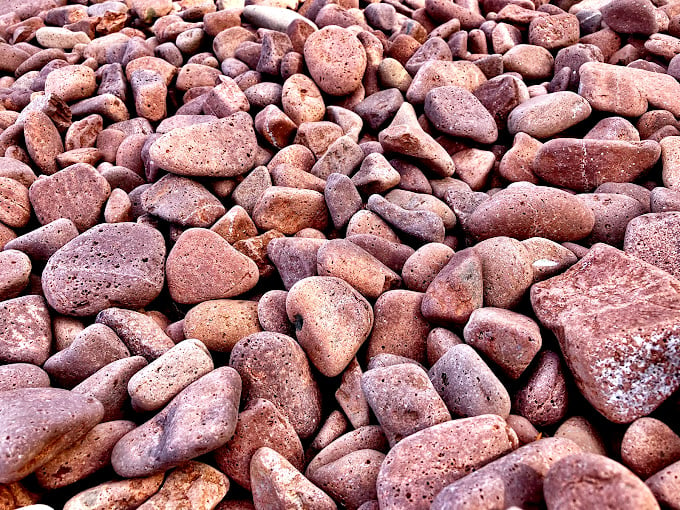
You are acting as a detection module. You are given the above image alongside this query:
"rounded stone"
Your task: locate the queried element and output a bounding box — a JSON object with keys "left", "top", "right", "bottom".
{"left": 42, "top": 223, "right": 166, "bottom": 316}
{"left": 184, "top": 299, "right": 262, "bottom": 352}
{"left": 544, "top": 453, "right": 659, "bottom": 509}
{"left": 304, "top": 26, "right": 367, "bottom": 96}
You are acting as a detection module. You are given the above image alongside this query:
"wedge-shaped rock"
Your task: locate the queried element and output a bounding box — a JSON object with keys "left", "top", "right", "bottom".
{"left": 111, "top": 367, "right": 241, "bottom": 477}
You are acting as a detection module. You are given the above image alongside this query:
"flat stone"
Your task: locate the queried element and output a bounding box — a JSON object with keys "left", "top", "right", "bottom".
{"left": 0, "top": 295, "right": 52, "bottom": 366}
{"left": 149, "top": 113, "right": 258, "bottom": 177}
{"left": 531, "top": 243, "right": 680, "bottom": 423}
{"left": 508, "top": 91, "right": 591, "bottom": 138}
{"left": 95, "top": 308, "right": 174, "bottom": 361}
{"left": 42, "top": 223, "right": 166, "bottom": 316}
{"left": 63, "top": 473, "right": 164, "bottom": 510}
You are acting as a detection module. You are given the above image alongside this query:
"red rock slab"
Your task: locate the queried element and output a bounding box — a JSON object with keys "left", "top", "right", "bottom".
{"left": 531, "top": 243, "right": 680, "bottom": 423}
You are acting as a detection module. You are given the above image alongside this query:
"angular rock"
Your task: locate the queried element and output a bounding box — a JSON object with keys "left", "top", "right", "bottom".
{"left": 531, "top": 244, "right": 680, "bottom": 423}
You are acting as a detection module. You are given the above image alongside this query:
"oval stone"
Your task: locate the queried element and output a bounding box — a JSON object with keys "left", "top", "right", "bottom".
{"left": 467, "top": 183, "right": 595, "bottom": 242}
{"left": 533, "top": 138, "right": 661, "bottom": 192}
{"left": 508, "top": 91, "right": 592, "bottom": 139}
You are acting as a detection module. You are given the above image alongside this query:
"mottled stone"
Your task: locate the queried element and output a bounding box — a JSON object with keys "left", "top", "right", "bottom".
{"left": 531, "top": 244, "right": 680, "bottom": 423}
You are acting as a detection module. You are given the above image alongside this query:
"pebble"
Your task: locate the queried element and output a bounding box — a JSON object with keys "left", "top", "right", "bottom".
{"left": 424, "top": 86, "right": 498, "bottom": 144}
{"left": 111, "top": 367, "right": 241, "bottom": 477}
{"left": 95, "top": 307, "right": 174, "bottom": 361}
{"left": 43, "top": 324, "right": 129, "bottom": 388}
{"left": 230, "top": 332, "right": 322, "bottom": 439}
{"left": 367, "top": 290, "right": 430, "bottom": 363}
{"left": 0, "top": 249, "right": 31, "bottom": 300}
{"left": 532, "top": 244, "right": 680, "bottom": 423}
{"left": 467, "top": 183, "right": 595, "bottom": 242}
{"left": 36, "top": 420, "right": 136, "bottom": 490}
{"left": 63, "top": 473, "right": 164, "bottom": 510}
{"left": 138, "top": 461, "right": 229, "bottom": 510}
{"left": 508, "top": 92, "right": 592, "bottom": 138}
{"left": 2, "top": 0, "right": 680, "bottom": 506}
{"left": 376, "top": 415, "right": 518, "bottom": 509}
{"left": 620, "top": 417, "right": 680, "bottom": 479}
{"left": 317, "top": 239, "right": 401, "bottom": 299}
{"left": 127, "top": 339, "right": 214, "bottom": 412}
{"left": 0, "top": 295, "right": 52, "bottom": 365}
{"left": 646, "top": 460, "right": 680, "bottom": 508}
{"left": 464, "top": 307, "right": 542, "bottom": 379}
{"left": 474, "top": 236, "right": 534, "bottom": 309}
{"left": 533, "top": 138, "right": 661, "bottom": 192}
{"left": 141, "top": 174, "right": 225, "bottom": 228}
{"left": 215, "top": 398, "right": 303, "bottom": 490}
{"left": 42, "top": 223, "right": 166, "bottom": 316}
{"left": 0, "top": 364, "right": 50, "bottom": 392}
{"left": 513, "top": 350, "right": 569, "bottom": 427}
{"left": 184, "top": 299, "right": 261, "bottom": 352}
{"left": 72, "top": 356, "right": 148, "bottom": 422}
{"left": 29, "top": 163, "right": 111, "bottom": 232}
{"left": 250, "top": 447, "right": 337, "bottom": 510}
{"left": 544, "top": 453, "right": 660, "bottom": 509}
{"left": 624, "top": 212, "right": 680, "bottom": 279}
{"left": 362, "top": 363, "right": 450, "bottom": 445}
{"left": 149, "top": 114, "right": 258, "bottom": 178}
{"left": 432, "top": 438, "right": 582, "bottom": 509}
{"left": 430, "top": 343, "right": 511, "bottom": 419}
